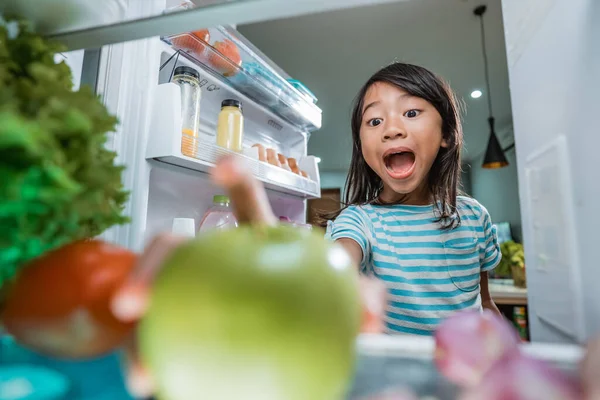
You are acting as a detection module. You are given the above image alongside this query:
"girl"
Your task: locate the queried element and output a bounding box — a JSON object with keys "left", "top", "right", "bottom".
{"left": 325, "top": 62, "right": 502, "bottom": 336}
{"left": 110, "top": 63, "right": 503, "bottom": 394}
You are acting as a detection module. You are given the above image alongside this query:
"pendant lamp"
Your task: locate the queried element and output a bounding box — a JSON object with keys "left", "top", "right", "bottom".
{"left": 475, "top": 5, "right": 509, "bottom": 169}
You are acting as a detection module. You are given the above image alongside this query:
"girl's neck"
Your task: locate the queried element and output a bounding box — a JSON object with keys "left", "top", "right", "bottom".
{"left": 379, "top": 181, "right": 432, "bottom": 206}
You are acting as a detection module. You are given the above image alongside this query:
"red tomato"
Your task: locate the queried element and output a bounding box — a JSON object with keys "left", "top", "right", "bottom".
{"left": 208, "top": 39, "right": 242, "bottom": 77}
{"left": 1, "top": 240, "right": 137, "bottom": 359}
{"left": 171, "top": 29, "right": 210, "bottom": 60}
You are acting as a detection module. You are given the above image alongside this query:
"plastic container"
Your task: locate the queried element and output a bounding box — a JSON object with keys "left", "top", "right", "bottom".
{"left": 232, "top": 62, "right": 282, "bottom": 106}
{"left": 198, "top": 195, "right": 238, "bottom": 233}
{"left": 172, "top": 66, "right": 202, "bottom": 157}
{"left": 287, "top": 79, "right": 318, "bottom": 104}
{"left": 216, "top": 99, "right": 244, "bottom": 153}
{"left": 163, "top": 27, "right": 322, "bottom": 132}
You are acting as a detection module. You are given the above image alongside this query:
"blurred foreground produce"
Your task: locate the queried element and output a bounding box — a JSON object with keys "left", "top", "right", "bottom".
{"left": 2, "top": 240, "right": 137, "bottom": 358}
{"left": 434, "top": 310, "right": 520, "bottom": 386}
{"left": 138, "top": 225, "right": 362, "bottom": 400}
{"left": 0, "top": 15, "right": 128, "bottom": 288}
{"left": 436, "top": 310, "right": 582, "bottom": 400}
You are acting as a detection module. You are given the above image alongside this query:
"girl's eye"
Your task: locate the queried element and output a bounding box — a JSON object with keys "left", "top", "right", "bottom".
{"left": 367, "top": 118, "right": 383, "bottom": 127}
{"left": 404, "top": 109, "right": 420, "bottom": 118}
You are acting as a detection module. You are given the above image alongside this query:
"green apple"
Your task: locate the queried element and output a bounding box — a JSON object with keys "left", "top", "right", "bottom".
{"left": 138, "top": 225, "right": 361, "bottom": 400}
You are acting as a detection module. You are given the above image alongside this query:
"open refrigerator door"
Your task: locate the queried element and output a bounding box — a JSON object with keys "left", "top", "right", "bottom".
{"left": 93, "top": 0, "right": 321, "bottom": 251}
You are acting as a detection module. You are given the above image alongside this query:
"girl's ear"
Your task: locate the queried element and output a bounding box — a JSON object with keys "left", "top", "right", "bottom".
{"left": 441, "top": 138, "right": 449, "bottom": 148}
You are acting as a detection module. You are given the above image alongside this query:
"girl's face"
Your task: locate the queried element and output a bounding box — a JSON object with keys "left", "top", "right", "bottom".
{"left": 360, "top": 82, "right": 447, "bottom": 204}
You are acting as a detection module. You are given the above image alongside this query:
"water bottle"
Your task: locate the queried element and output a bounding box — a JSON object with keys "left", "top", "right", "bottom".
{"left": 197, "top": 195, "right": 238, "bottom": 233}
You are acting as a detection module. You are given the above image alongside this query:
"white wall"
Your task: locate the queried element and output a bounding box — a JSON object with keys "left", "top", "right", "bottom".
{"left": 502, "top": 0, "right": 600, "bottom": 343}
{"left": 470, "top": 150, "right": 522, "bottom": 241}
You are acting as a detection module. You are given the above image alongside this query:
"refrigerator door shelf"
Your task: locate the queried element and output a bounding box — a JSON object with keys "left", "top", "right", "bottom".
{"left": 146, "top": 83, "right": 321, "bottom": 199}
{"left": 162, "top": 27, "right": 323, "bottom": 132}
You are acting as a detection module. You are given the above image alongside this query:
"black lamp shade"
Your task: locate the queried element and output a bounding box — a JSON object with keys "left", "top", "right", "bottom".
{"left": 482, "top": 117, "right": 509, "bottom": 169}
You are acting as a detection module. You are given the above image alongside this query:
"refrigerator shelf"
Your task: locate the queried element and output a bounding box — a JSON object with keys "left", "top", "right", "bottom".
{"left": 146, "top": 83, "right": 321, "bottom": 200}
{"left": 161, "top": 26, "right": 322, "bottom": 132}
{"left": 152, "top": 136, "right": 321, "bottom": 199}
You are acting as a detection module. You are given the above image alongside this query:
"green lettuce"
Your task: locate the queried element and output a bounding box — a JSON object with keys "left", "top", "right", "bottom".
{"left": 0, "top": 16, "right": 129, "bottom": 287}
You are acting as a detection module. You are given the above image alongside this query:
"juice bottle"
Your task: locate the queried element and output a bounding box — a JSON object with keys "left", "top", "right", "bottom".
{"left": 172, "top": 66, "right": 202, "bottom": 158}
{"left": 198, "top": 195, "right": 238, "bottom": 233}
{"left": 216, "top": 99, "right": 244, "bottom": 152}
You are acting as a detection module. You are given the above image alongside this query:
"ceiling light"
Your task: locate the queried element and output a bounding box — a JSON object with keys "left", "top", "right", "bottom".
{"left": 471, "top": 90, "right": 483, "bottom": 99}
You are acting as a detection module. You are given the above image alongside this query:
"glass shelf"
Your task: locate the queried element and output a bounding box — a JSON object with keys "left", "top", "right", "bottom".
{"left": 162, "top": 26, "right": 322, "bottom": 132}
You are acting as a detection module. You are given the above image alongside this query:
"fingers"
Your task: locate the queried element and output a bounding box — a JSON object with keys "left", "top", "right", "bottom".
{"left": 212, "top": 155, "right": 277, "bottom": 226}
{"left": 121, "top": 335, "right": 155, "bottom": 398}
{"left": 111, "top": 156, "right": 274, "bottom": 323}
{"left": 111, "top": 233, "right": 188, "bottom": 322}
{"left": 582, "top": 336, "right": 600, "bottom": 400}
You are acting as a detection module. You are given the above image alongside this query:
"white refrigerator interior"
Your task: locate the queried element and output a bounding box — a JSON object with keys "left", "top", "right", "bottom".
{"left": 95, "top": 1, "right": 322, "bottom": 252}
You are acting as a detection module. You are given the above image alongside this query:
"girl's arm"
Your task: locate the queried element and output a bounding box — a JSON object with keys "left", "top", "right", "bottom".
{"left": 336, "top": 238, "right": 385, "bottom": 333}
{"left": 336, "top": 238, "right": 364, "bottom": 268}
{"left": 480, "top": 271, "right": 501, "bottom": 316}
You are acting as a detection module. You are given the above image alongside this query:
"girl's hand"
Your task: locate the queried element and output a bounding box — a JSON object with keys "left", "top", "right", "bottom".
{"left": 110, "top": 155, "right": 386, "bottom": 397}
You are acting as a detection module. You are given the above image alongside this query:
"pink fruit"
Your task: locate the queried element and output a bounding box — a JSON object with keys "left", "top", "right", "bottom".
{"left": 460, "top": 352, "right": 582, "bottom": 400}
{"left": 434, "top": 310, "right": 520, "bottom": 387}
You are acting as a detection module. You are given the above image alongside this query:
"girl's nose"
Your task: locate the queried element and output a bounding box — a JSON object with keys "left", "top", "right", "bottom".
{"left": 383, "top": 125, "right": 407, "bottom": 141}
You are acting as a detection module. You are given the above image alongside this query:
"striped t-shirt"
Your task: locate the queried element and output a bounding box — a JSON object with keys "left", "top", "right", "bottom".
{"left": 326, "top": 196, "right": 501, "bottom": 336}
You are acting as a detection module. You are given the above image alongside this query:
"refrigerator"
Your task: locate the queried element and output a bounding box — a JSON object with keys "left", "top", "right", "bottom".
{"left": 0, "top": 0, "right": 594, "bottom": 398}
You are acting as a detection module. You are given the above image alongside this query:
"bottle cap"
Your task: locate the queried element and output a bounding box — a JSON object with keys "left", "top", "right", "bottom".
{"left": 221, "top": 99, "right": 242, "bottom": 110}
{"left": 213, "top": 195, "right": 230, "bottom": 204}
{"left": 173, "top": 66, "right": 200, "bottom": 80}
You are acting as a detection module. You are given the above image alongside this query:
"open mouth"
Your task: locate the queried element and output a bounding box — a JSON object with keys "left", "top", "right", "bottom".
{"left": 384, "top": 150, "right": 416, "bottom": 179}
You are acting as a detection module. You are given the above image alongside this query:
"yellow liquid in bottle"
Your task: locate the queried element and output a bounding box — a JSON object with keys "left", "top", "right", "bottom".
{"left": 216, "top": 106, "right": 244, "bottom": 152}
{"left": 181, "top": 128, "right": 198, "bottom": 158}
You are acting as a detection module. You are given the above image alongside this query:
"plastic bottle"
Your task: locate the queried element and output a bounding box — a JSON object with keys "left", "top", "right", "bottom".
{"left": 216, "top": 99, "right": 244, "bottom": 152}
{"left": 197, "top": 195, "right": 238, "bottom": 233}
{"left": 172, "top": 66, "right": 201, "bottom": 158}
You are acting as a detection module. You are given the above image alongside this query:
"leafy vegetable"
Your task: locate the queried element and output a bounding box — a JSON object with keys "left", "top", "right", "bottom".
{"left": 496, "top": 240, "right": 524, "bottom": 278}
{"left": 0, "top": 15, "right": 129, "bottom": 287}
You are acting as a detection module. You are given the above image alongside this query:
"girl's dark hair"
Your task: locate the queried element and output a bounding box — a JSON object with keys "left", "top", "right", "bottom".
{"left": 324, "top": 62, "right": 464, "bottom": 229}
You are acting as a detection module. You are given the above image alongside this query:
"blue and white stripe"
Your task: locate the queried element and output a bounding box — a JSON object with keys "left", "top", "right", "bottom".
{"left": 327, "top": 196, "right": 501, "bottom": 336}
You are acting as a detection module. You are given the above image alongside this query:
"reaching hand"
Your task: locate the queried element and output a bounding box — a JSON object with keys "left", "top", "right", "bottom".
{"left": 110, "top": 155, "right": 386, "bottom": 397}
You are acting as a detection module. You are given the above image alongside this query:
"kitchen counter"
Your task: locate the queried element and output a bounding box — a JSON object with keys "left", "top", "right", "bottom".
{"left": 489, "top": 280, "right": 528, "bottom": 305}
